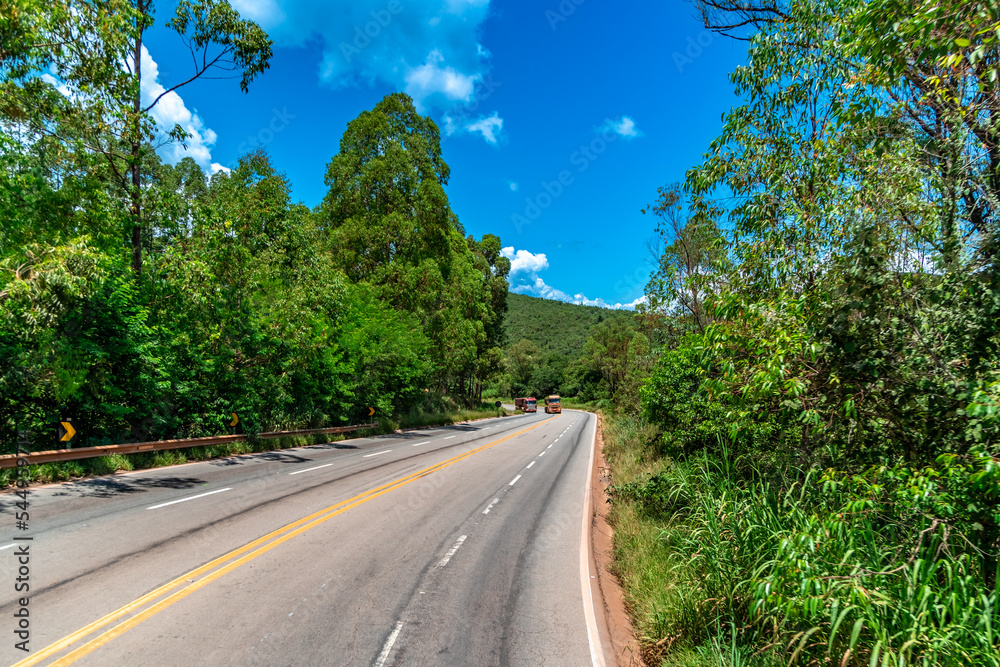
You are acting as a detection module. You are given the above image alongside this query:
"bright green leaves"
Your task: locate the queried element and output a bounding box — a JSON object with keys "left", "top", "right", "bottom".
{"left": 168, "top": 0, "right": 273, "bottom": 94}
{"left": 642, "top": 183, "right": 728, "bottom": 331}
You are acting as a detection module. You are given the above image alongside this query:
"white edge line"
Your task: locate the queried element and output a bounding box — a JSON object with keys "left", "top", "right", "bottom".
{"left": 411, "top": 441, "right": 431, "bottom": 447}
{"left": 374, "top": 621, "right": 404, "bottom": 667}
{"left": 147, "top": 487, "right": 231, "bottom": 510}
{"left": 508, "top": 475, "right": 521, "bottom": 486}
{"left": 580, "top": 414, "right": 607, "bottom": 667}
{"left": 363, "top": 450, "right": 392, "bottom": 458}
{"left": 289, "top": 463, "right": 333, "bottom": 475}
{"left": 438, "top": 535, "right": 467, "bottom": 567}
{"left": 482, "top": 498, "right": 500, "bottom": 515}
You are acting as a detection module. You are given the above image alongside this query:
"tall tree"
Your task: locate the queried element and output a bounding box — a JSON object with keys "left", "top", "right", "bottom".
{"left": 642, "top": 183, "right": 727, "bottom": 331}
{"left": 0, "top": 0, "right": 272, "bottom": 276}
{"left": 321, "top": 93, "right": 499, "bottom": 395}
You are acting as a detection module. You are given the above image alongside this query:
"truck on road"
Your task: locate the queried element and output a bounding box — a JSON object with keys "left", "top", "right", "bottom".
{"left": 544, "top": 395, "right": 561, "bottom": 414}
{"left": 514, "top": 397, "right": 537, "bottom": 413}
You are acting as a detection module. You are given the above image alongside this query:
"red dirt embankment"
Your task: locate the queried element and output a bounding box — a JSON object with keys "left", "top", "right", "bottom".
{"left": 590, "top": 413, "right": 645, "bottom": 666}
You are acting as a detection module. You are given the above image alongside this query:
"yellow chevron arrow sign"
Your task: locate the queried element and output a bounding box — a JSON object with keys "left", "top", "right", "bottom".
{"left": 230, "top": 413, "right": 240, "bottom": 427}
{"left": 59, "top": 421, "right": 76, "bottom": 442}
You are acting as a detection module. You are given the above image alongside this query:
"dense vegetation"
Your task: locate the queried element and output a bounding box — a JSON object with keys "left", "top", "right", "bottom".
{"left": 503, "top": 292, "right": 630, "bottom": 358}
{"left": 492, "top": 292, "right": 644, "bottom": 402}
{"left": 0, "top": 2, "right": 509, "bottom": 456}
{"left": 592, "top": 0, "right": 1000, "bottom": 665}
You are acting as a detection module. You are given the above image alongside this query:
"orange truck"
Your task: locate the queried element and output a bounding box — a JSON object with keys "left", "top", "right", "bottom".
{"left": 514, "top": 397, "right": 537, "bottom": 413}
{"left": 544, "top": 395, "right": 561, "bottom": 414}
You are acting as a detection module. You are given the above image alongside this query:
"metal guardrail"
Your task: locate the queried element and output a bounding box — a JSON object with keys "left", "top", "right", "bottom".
{"left": 0, "top": 422, "right": 380, "bottom": 469}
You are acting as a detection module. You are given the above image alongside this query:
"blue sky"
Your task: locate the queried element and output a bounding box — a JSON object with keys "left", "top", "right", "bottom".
{"left": 142, "top": 0, "right": 747, "bottom": 309}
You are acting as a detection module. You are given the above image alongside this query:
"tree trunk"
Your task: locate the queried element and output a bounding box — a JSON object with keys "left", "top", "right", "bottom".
{"left": 130, "top": 0, "right": 145, "bottom": 276}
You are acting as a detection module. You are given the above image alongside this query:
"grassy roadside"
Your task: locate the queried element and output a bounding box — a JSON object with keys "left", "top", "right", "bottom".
{"left": 601, "top": 411, "right": 1000, "bottom": 667}
{"left": 1, "top": 403, "right": 509, "bottom": 489}
{"left": 601, "top": 414, "right": 782, "bottom": 666}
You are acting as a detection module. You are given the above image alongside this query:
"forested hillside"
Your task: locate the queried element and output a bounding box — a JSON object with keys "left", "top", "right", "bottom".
{"left": 491, "top": 293, "right": 646, "bottom": 402}
{"left": 503, "top": 292, "right": 630, "bottom": 358}
{"left": 0, "top": 4, "right": 509, "bottom": 453}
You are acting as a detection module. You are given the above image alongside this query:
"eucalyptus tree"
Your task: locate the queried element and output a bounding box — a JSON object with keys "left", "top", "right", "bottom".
{"left": 683, "top": 0, "right": 1000, "bottom": 459}
{"left": 642, "top": 183, "right": 727, "bottom": 331}
{"left": 0, "top": 0, "right": 272, "bottom": 276}
{"left": 322, "top": 93, "right": 504, "bottom": 396}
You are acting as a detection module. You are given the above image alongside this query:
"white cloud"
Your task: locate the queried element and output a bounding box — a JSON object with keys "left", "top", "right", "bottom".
{"left": 41, "top": 71, "right": 72, "bottom": 97}
{"left": 598, "top": 115, "right": 642, "bottom": 139}
{"left": 233, "top": 0, "right": 493, "bottom": 111}
{"left": 502, "top": 246, "right": 549, "bottom": 275}
{"left": 503, "top": 246, "right": 645, "bottom": 310}
{"left": 464, "top": 111, "right": 503, "bottom": 144}
{"left": 139, "top": 46, "right": 218, "bottom": 170}
{"left": 404, "top": 49, "right": 479, "bottom": 106}
{"left": 44, "top": 49, "right": 219, "bottom": 171}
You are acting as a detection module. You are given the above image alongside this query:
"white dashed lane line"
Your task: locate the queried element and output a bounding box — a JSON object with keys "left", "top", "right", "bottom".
{"left": 438, "top": 535, "right": 467, "bottom": 567}
{"left": 147, "top": 488, "right": 231, "bottom": 510}
{"left": 289, "top": 463, "right": 334, "bottom": 475}
{"left": 374, "top": 621, "right": 404, "bottom": 667}
{"left": 411, "top": 441, "right": 431, "bottom": 447}
{"left": 363, "top": 450, "right": 392, "bottom": 458}
{"left": 538, "top": 451, "right": 546, "bottom": 457}
{"left": 482, "top": 498, "right": 500, "bottom": 515}
{"left": 509, "top": 475, "right": 521, "bottom": 486}
{"left": 443, "top": 435, "right": 456, "bottom": 440}
{"left": 526, "top": 461, "right": 535, "bottom": 469}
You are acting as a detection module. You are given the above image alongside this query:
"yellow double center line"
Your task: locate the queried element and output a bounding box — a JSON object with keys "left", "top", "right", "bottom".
{"left": 19, "top": 417, "right": 555, "bottom": 667}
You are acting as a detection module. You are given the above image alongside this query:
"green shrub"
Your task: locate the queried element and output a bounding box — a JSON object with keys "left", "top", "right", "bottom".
{"left": 610, "top": 445, "right": 1000, "bottom": 666}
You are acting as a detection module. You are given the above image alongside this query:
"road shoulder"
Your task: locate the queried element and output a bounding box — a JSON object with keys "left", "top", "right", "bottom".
{"left": 589, "top": 411, "right": 645, "bottom": 666}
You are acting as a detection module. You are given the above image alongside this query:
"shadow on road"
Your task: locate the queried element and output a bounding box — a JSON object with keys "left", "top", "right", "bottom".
{"left": 20, "top": 475, "right": 208, "bottom": 504}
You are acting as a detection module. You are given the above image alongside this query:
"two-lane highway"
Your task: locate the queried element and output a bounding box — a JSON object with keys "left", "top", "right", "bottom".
{"left": 0, "top": 410, "right": 604, "bottom": 666}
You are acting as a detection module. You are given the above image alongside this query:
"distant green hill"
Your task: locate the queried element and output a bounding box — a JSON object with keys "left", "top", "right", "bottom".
{"left": 504, "top": 292, "right": 631, "bottom": 359}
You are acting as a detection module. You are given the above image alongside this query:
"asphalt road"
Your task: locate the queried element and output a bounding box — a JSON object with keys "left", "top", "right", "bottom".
{"left": 0, "top": 409, "right": 603, "bottom": 666}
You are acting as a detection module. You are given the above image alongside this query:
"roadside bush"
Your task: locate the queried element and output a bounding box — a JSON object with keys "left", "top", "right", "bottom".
{"left": 608, "top": 440, "right": 1000, "bottom": 666}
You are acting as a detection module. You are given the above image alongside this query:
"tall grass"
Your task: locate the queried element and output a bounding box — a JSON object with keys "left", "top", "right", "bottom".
{"left": 603, "top": 413, "right": 1000, "bottom": 666}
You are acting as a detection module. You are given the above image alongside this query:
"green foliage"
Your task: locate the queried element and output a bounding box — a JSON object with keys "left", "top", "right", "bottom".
{"left": 642, "top": 183, "right": 728, "bottom": 331}
{"left": 605, "top": 414, "right": 1000, "bottom": 666}
{"left": 640, "top": 343, "right": 737, "bottom": 456}
{"left": 504, "top": 292, "right": 630, "bottom": 359}
{"left": 1, "top": 87, "right": 506, "bottom": 453}
{"left": 613, "top": 0, "right": 1000, "bottom": 663}
{"left": 321, "top": 93, "right": 507, "bottom": 397}
{"left": 495, "top": 292, "right": 643, "bottom": 404}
